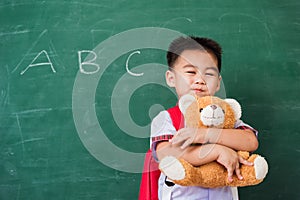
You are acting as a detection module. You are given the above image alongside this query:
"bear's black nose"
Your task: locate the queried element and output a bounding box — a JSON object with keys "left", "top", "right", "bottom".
{"left": 210, "top": 105, "right": 217, "bottom": 110}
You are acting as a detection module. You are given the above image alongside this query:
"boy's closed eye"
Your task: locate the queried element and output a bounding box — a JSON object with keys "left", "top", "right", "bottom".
{"left": 186, "top": 70, "right": 197, "bottom": 74}
{"left": 204, "top": 67, "right": 220, "bottom": 77}
{"left": 205, "top": 72, "right": 215, "bottom": 76}
{"left": 183, "top": 65, "right": 197, "bottom": 75}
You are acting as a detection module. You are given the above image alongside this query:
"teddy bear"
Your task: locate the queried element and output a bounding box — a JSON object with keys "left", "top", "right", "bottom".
{"left": 159, "top": 94, "right": 268, "bottom": 188}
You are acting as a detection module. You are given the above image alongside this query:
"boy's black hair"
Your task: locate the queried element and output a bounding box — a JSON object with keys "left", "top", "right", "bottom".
{"left": 167, "top": 36, "right": 222, "bottom": 72}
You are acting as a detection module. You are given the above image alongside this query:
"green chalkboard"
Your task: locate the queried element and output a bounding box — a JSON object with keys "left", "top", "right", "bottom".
{"left": 1, "top": 0, "right": 299, "bottom": 199}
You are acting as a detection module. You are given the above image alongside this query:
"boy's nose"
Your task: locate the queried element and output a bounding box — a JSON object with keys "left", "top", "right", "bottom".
{"left": 195, "top": 75, "right": 206, "bottom": 85}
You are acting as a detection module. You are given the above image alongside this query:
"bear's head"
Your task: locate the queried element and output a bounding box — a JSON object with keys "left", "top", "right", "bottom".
{"left": 179, "top": 94, "right": 242, "bottom": 129}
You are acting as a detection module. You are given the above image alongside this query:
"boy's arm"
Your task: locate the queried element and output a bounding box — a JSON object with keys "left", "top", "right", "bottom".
{"left": 156, "top": 141, "right": 252, "bottom": 181}
{"left": 208, "top": 128, "right": 258, "bottom": 151}
{"left": 156, "top": 141, "right": 219, "bottom": 165}
{"left": 171, "top": 128, "right": 258, "bottom": 152}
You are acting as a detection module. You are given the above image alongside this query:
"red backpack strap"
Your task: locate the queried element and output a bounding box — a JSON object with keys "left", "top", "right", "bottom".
{"left": 138, "top": 106, "right": 184, "bottom": 200}
{"left": 167, "top": 105, "right": 185, "bottom": 131}
{"left": 139, "top": 149, "right": 160, "bottom": 200}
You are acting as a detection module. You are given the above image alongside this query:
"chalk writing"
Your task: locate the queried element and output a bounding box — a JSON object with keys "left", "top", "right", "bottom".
{"left": 125, "top": 51, "right": 144, "bottom": 77}
{"left": 12, "top": 29, "right": 48, "bottom": 74}
{"left": 20, "top": 50, "right": 56, "bottom": 75}
{"left": 17, "top": 49, "right": 149, "bottom": 76}
{"left": 78, "top": 50, "right": 100, "bottom": 75}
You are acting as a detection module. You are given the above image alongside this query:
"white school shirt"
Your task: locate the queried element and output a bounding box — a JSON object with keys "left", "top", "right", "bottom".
{"left": 150, "top": 110, "right": 258, "bottom": 200}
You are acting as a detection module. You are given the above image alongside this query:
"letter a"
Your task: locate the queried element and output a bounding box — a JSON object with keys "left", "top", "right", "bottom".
{"left": 20, "top": 50, "right": 56, "bottom": 75}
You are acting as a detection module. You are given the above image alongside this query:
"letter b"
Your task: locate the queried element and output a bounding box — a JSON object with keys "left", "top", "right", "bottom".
{"left": 78, "top": 50, "right": 100, "bottom": 74}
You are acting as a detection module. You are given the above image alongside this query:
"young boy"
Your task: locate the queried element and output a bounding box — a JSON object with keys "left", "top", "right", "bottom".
{"left": 150, "top": 36, "right": 258, "bottom": 199}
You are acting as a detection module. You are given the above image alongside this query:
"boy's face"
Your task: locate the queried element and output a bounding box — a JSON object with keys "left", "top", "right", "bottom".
{"left": 166, "top": 49, "right": 221, "bottom": 99}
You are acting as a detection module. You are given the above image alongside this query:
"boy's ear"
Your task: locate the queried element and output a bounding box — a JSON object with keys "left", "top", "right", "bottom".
{"left": 165, "top": 70, "right": 175, "bottom": 87}
{"left": 216, "top": 75, "right": 222, "bottom": 92}
{"left": 179, "top": 94, "right": 196, "bottom": 115}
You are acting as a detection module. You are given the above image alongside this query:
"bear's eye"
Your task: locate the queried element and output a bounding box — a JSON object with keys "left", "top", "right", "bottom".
{"left": 199, "top": 108, "right": 203, "bottom": 113}
{"left": 222, "top": 109, "right": 225, "bottom": 114}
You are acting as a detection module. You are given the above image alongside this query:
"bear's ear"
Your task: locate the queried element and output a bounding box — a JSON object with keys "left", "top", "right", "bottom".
{"left": 224, "top": 98, "right": 242, "bottom": 120}
{"left": 179, "top": 94, "right": 197, "bottom": 115}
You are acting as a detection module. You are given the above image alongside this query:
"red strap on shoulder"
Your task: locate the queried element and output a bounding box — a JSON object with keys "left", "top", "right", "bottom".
{"left": 138, "top": 106, "right": 184, "bottom": 200}
{"left": 167, "top": 105, "right": 185, "bottom": 131}
{"left": 138, "top": 149, "right": 160, "bottom": 200}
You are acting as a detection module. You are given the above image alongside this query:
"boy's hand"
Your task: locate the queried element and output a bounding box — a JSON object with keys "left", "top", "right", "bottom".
{"left": 170, "top": 128, "right": 210, "bottom": 149}
{"left": 215, "top": 145, "right": 253, "bottom": 182}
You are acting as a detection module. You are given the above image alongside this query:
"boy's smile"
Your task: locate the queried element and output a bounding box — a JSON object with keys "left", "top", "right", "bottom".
{"left": 166, "top": 49, "right": 221, "bottom": 98}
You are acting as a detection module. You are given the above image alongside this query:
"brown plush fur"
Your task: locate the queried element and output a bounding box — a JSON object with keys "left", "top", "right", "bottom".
{"left": 185, "top": 96, "right": 236, "bottom": 129}
{"left": 172, "top": 152, "right": 264, "bottom": 188}
{"left": 159, "top": 95, "right": 268, "bottom": 188}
